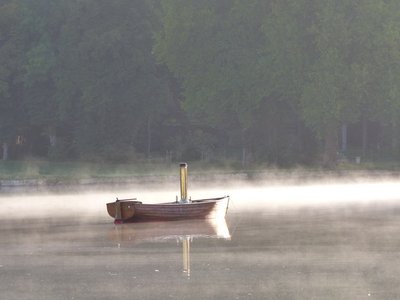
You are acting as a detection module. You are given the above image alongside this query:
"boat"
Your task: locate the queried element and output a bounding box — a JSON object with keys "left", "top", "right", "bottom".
{"left": 106, "top": 163, "right": 229, "bottom": 223}
{"left": 106, "top": 196, "right": 229, "bottom": 223}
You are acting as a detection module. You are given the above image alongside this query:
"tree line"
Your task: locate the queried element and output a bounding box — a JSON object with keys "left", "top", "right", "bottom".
{"left": 1, "top": 0, "right": 400, "bottom": 166}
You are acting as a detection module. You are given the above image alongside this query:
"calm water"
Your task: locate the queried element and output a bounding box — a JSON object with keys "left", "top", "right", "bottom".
{"left": 1, "top": 181, "right": 400, "bottom": 299}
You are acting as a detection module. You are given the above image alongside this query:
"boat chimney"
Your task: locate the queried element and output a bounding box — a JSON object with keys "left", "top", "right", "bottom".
{"left": 179, "top": 162, "right": 189, "bottom": 203}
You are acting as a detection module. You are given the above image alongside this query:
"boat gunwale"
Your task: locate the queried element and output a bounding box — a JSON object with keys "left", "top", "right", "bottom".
{"left": 139, "top": 196, "right": 228, "bottom": 207}
{"left": 106, "top": 196, "right": 228, "bottom": 207}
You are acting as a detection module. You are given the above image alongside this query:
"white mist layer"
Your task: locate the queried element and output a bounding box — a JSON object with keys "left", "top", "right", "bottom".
{"left": 1, "top": 180, "right": 400, "bottom": 220}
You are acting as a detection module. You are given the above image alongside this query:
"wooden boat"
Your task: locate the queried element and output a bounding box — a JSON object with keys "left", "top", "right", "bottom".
{"left": 107, "top": 196, "right": 229, "bottom": 223}
{"left": 106, "top": 163, "right": 229, "bottom": 223}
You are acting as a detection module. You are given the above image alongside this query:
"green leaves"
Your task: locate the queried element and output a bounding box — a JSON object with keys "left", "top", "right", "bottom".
{"left": 0, "top": 0, "right": 176, "bottom": 160}
{"left": 1, "top": 0, "right": 400, "bottom": 164}
{"left": 54, "top": 0, "right": 172, "bottom": 159}
{"left": 155, "top": 0, "right": 400, "bottom": 164}
{"left": 155, "top": 1, "right": 266, "bottom": 132}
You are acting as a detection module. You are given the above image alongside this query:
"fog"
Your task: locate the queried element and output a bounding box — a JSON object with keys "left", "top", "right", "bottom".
{"left": 1, "top": 177, "right": 400, "bottom": 220}
{"left": 2, "top": 177, "right": 400, "bottom": 299}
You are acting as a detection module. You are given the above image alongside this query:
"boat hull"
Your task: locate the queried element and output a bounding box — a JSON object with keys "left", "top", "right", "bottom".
{"left": 107, "top": 196, "right": 229, "bottom": 223}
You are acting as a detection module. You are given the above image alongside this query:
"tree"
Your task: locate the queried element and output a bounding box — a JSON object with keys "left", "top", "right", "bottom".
{"left": 297, "top": 0, "right": 400, "bottom": 165}
{"left": 155, "top": 0, "right": 271, "bottom": 163}
{"left": 259, "top": 0, "right": 316, "bottom": 165}
{"left": 55, "top": 0, "right": 172, "bottom": 161}
{"left": 0, "top": 0, "right": 24, "bottom": 160}
{"left": 18, "top": 0, "right": 67, "bottom": 158}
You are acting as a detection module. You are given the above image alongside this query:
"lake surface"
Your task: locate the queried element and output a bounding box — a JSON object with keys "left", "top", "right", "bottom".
{"left": 1, "top": 180, "right": 400, "bottom": 299}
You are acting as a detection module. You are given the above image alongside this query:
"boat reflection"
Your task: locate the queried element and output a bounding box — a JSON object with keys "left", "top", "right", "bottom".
{"left": 109, "top": 218, "right": 231, "bottom": 277}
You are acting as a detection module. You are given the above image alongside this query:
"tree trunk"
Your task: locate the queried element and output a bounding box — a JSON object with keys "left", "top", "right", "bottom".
{"left": 391, "top": 119, "right": 398, "bottom": 153}
{"left": 146, "top": 116, "right": 152, "bottom": 159}
{"left": 2, "top": 142, "right": 9, "bottom": 160}
{"left": 362, "top": 116, "right": 368, "bottom": 157}
{"left": 341, "top": 124, "right": 347, "bottom": 154}
{"left": 46, "top": 126, "right": 57, "bottom": 150}
{"left": 241, "top": 146, "right": 246, "bottom": 167}
{"left": 49, "top": 134, "right": 57, "bottom": 147}
{"left": 241, "top": 129, "right": 247, "bottom": 167}
{"left": 322, "top": 124, "right": 338, "bottom": 167}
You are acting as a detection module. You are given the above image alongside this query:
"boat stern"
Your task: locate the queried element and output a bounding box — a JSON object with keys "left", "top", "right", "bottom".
{"left": 106, "top": 200, "right": 138, "bottom": 224}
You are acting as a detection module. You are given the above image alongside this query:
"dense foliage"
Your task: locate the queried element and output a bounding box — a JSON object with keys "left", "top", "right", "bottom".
{"left": 1, "top": 0, "right": 400, "bottom": 166}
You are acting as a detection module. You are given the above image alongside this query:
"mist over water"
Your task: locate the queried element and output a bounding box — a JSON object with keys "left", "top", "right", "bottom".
{"left": 1, "top": 177, "right": 400, "bottom": 299}
{"left": 1, "top": 177, "right": 400, "bottom": 220}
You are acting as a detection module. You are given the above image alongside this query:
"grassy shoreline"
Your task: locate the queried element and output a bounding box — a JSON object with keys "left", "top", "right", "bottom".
{"left": 1, "top": 160, "right": 400, "bottom": 188}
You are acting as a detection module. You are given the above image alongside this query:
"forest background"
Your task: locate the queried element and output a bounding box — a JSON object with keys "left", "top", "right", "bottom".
{"left": 1, "top": 0, "right": 400, "bottom": 175}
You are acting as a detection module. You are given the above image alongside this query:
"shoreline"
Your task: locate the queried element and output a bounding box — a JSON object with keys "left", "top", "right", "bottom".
{"left": 2, "top": 169, "right": 400, "bottom": 188}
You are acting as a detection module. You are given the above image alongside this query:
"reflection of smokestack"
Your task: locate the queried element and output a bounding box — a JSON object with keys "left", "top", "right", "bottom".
{"left": 182, "top": 236, "right": 190, "bottom": 277}
{"left": 180, "top": 163, "right": 188, "bottom": 202}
